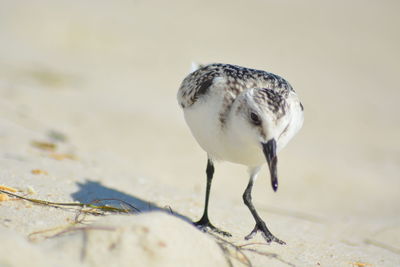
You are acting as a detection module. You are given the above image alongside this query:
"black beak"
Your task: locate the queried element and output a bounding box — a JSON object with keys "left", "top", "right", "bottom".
{"left": 262, "top": 139, "right": 278, "bottom": 192}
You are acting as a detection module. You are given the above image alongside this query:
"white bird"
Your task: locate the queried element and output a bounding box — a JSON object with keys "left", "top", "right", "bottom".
{"left": 177, "top": 63, "right": 304, "bottom": 244}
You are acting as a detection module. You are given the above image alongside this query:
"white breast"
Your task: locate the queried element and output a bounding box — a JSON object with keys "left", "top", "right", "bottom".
{"left": 183, "top": 97, "right": 266, "bottom": 167}
{"left": 183, "top": 93, "right": 226, "bottom": 160}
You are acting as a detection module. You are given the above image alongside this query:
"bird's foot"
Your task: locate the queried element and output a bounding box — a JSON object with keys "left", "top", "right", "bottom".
{"left": 245, "top": 220, "right": 286, "bottom": 245}
{"left": 194, "top": 217, "right": 232, "bottom": 237}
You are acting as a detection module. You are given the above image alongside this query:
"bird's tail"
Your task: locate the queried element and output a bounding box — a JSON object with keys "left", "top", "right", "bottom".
{"left": 190, "top": 62, "right": 205, "bottom": 73}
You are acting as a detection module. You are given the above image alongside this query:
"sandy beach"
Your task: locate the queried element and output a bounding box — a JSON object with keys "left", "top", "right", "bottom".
{"left": 1, "top": 0, "right": 399, "bottom": 266}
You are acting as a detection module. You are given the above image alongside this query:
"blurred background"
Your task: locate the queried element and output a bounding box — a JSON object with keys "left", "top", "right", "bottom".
{"left": 0, "top": 0, "right": 399, "bottom": 263}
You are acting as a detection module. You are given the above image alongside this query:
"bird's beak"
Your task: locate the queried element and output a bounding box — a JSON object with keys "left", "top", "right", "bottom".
{"left": 262, "top": 139, "right": 278, "bottom": 192}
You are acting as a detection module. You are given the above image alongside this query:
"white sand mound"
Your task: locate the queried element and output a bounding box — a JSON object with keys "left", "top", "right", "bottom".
{"left": 0, "top": 226, "right": 65, "bottom": 267}
{"left": 0, "top": 212, "right": 228, "bottom": 267}
{"left": 78, "top": 212, "right": 227, "bottom": 267}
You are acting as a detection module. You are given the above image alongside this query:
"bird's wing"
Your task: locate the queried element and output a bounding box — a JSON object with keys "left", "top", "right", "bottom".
{"left": 177, "top": 63, "right": 293, "bottom": 109}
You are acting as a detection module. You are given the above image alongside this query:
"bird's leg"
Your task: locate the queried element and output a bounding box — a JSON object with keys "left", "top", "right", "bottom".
{"left": 194, "top": 158, "right": 231, "bottom": 237}
{"left": 242, "top": 171, "right": 285, "bottom": 244}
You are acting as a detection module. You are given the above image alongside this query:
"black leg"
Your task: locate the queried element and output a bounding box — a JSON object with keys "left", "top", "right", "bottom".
{"left": 242, "top": 174, "right": 285, "bottom": 244}
{"left": 194, "top": 158, "right": 231, "bottom": 237}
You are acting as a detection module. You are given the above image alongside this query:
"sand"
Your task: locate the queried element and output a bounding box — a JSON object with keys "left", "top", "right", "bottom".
{"left": 0, "top": 0, "right": 399, "bottom": 266}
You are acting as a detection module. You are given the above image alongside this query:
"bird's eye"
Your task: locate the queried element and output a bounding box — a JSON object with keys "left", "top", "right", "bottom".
{"left": 250, "top": 112, "right": 261, "bottom": 125}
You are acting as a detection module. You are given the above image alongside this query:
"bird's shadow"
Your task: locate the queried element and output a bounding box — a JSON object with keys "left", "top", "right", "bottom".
{"left": 71, "top": 180, "right": 191, "bottom": 223}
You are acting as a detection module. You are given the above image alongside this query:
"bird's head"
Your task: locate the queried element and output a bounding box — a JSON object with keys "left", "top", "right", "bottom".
{"left": 231, "top": 88, "right": 289, "bottom": 191}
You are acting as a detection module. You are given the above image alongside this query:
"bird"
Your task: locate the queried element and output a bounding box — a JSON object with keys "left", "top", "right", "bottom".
{"left": 177, "top": 63, "right": 304, "bottom": 244}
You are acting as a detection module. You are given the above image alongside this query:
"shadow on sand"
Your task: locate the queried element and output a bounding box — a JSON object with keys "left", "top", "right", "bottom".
{"left": 71, "top": 180, "right": 191, "bottom": 222}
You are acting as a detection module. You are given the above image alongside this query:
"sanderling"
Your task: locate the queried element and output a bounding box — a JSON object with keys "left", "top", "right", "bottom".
{"left": 177, "top": 63, "right": 304, "bottom": 244}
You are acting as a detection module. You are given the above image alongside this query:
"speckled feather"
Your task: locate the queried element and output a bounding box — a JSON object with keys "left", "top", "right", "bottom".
{"left": 178, "top": 63, "right": 293, "bottom": 109}
{"left": 178, "top": 63, "right": 295, "bottom": 126}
